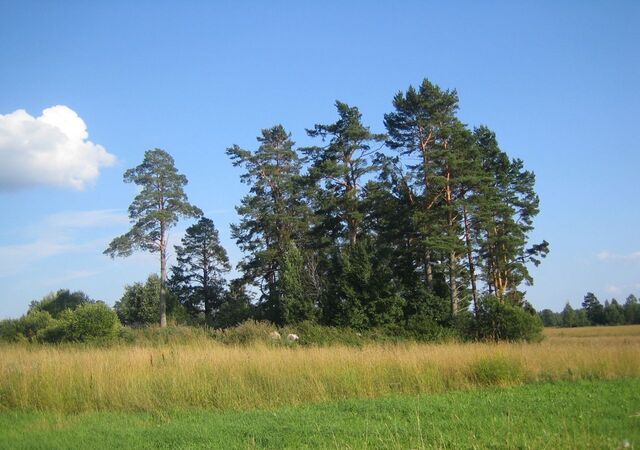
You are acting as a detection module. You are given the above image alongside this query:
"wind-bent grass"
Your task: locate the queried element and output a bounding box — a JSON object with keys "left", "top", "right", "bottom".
{"left": 1, "top": 325, "right": 639, "bottom": 413}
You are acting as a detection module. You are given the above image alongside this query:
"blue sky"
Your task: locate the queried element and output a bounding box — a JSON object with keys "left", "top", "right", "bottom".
{"left": 0, "top": 1, "right": 638, "bottom": 318}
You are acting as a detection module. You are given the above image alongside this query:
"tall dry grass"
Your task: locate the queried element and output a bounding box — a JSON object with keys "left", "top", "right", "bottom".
{"left": 1, "top": 326, "right": 639, "bottom": 413}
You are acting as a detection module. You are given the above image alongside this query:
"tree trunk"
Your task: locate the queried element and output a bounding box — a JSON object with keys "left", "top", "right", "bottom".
{"left": 450, "top": 250, "right": 457, "bottom": 316}
{"left": 159, "top": 225, "right": 167, "bottom": 328}
{"left": 463, "top": 205, "right": 478, "bottom": 314}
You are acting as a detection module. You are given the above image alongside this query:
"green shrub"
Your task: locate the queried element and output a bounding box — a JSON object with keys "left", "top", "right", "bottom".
{"left": 468, "top": 357, "right": 524, "bottom": 386}
{"left": 29, "top": 289, "right": 91, "bottom": 318}
{"left": 214, "top": 320, "right": 278, "bottom": 345}
{"left": 472, "top": 296, "right": 543, "bottom": 342}
{"left": 18, "top": 310, "right": 54, "bottom": 341}
{"left": 62, "top": 303, "right": 121, "bottom": 343}
{"left": 0, "top": 319, "right": 26, "bottom": 343}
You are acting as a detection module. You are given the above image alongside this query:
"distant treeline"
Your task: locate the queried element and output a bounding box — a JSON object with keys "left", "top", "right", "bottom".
{"left": 538, "top": 292, "right": 640, "bottom": 327}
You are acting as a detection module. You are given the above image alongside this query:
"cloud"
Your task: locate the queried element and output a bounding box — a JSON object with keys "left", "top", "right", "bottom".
{"left": 45, "top": 209, "right": 129, "bottom": 228}
{"left": 0, "top": 209, "right": 130, "bottom": 277}
{"left": 0, "top": 238, "right": 104, "bottom": 278}
{"left": 0, "top": 105, "right": 115, "bottom": 190}
{"left": 597, "top": 250, "right": 640, "bottom": 262}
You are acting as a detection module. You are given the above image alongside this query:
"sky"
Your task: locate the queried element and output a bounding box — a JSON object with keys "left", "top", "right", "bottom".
{"left": 0, "top": 0, "right": 639, "bottom": 318}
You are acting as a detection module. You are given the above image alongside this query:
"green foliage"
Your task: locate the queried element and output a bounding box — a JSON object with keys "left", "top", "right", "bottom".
{"left": 63, "top": 303, "right": 121, "bottom": 343}
{"left": 472, "top": 295, "right": 543, "bottom": 341}
{"left": 18, "top": 310, "right": 55, "bottom": 341}
{"left": 582, "top": 292, "right": 605, "bottom": 325}
{"left": 0, "top": 319, "right": 25, "bottom": 343}
{"left": 115, "top": 275, "right": 161, "bottom": 325}
{"left": 278, "top": 243, "right": 316, "bottom": 325}
{"left": 115, "top": 274, "right": 185, "bottom": 326}
{"left": 213, "top": 280, "right": 254, "bottom": 329}
{"left": 29, "top": 289, "right": 91, "bottom": 318}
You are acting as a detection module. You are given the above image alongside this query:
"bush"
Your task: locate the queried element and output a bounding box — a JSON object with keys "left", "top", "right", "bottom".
{"left": 63, "top": 303, "right": 121, "bottom": 343}
{"left": 18, "top": 310, "right": 54, "bottom": 341}
{"left": 472, "top": 296, "right": 543, "bottom": 342}
{"left": 29, "top": 289, "right": 91, "bottom": 318}
{"left": 468, "top": 357, "right": 524, "bottom": 386}
{"left": 213, "top": 320, "right": 278, "bottom": 345}
{"left": 0, "top": 319, "right": 25, "bottom": 343}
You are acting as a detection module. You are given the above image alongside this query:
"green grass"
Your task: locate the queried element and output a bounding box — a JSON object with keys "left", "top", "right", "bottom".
{"left": 1, "top": 379, "right": 638, "bottom": 449}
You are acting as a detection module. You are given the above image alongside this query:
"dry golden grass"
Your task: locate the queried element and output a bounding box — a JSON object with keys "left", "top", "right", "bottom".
{"left": 1, "top": 325, "right": 639, "bottom": 413}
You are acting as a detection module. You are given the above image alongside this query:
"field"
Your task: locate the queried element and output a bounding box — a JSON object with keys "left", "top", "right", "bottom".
{"left": 0, "top": 325, "right": 639, "bottom": 448}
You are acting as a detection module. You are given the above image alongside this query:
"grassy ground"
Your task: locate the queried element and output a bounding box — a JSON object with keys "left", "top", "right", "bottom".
{"left": 1, "top": 325, "right": 639, "bottom": 413}
{"left": 0, "top": 379, "right": 637, "bottom": 449}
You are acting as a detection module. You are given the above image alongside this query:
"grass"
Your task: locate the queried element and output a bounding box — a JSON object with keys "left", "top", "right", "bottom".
{"left": 0, "top": 325, "right": 639, "bottom": 413}
{"left": 0, "top": 378, "right": 638, "bottom": 449}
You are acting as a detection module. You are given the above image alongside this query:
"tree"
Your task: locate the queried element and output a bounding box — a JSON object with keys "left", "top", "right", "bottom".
{"left": 104, "top": 149, "right": 202, "bottom": 327}
{"left": 582, "top": 292, "right": 605, "bottom": 325}
{"left": 115, "top": 274, "right": 165, "bottom": 325}
{"left": 560, "top": 302, "right": 576, "bottom": 327}
{"left": 304, "top": 101, "right": 384, "bottom": 246}
{"left": 604, "top": 299, "right": 625, "bottom": 325}
{"left": 29, "top": 289, "right": 92, "bottom": 318}
{"left": 214, "top": 279, "right": 254, "bottom": 328}
{"left": 227, "top": 125, "right": 310, "bottom": 323}
{"left": 169, "top": 217, "right": 230, "bottom": 325}
{"left": 471, "top": 126, "right": 549, "bottom": 304}
{"left": 539, "top": 308, "right": 559, "bottom": 327}
{"left": 624, "top": 294, "right": 640, "bottom": 324}
{"left": 383, "top": 79, "right": 461, "bottom": 307}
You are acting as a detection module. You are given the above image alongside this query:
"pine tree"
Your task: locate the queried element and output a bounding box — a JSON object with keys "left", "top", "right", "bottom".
{"left": 104, "top": 149, "right": 201, "bottom": 327}
{"left": 169, "top": 217, "right": 230, "bottom": 325}
{"left": 227, "top": 125, "right": 310, "bottom": 323}
{"left": 303, "top": 101, "right": 385, "bottom": 246}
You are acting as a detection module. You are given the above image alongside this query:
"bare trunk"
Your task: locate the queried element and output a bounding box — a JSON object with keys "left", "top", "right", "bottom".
{"left": 159, "top": 224, "right": 167, "bottom": 328}
{"left": 425, "top": 254, "right": 433, "bottom": 289}
{"left": 450, "top": 250, "right": 457, "bottom": 316}
{"left": 203, "top": 263, "right": 211, "bottom": 326}
{"left": 463, "top": 205, "right": 478, "bottom": 314}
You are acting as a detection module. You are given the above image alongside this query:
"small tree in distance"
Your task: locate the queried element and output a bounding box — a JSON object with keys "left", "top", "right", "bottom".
{"left": 104, "top": 148, "right": 202, "bottom": 327}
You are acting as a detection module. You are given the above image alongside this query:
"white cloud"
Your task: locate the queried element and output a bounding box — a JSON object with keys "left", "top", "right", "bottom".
{"left": 0, "top": 105, "right": 115, "bottom": 190}
{"left": 597, "top": 250, "right": 640, "bottom": 262}
{"left": 0, "top": 238, "right": 103, "bottom": 277}
{"left": 45, "top": 209, "right": 129, "bottom": 228}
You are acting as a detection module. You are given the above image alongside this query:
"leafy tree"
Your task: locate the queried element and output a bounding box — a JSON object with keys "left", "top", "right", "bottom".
{"left": 604, "top": 299, "right": 625, "bottom": 325}
{"left": 29, "top": 289, "right": 92, "bottom": 318}
{"left": 115, "top": 274, "right": 165, "bottom": 325}
{"left": 539, "top": 309, "right": 559, "bottom": 327}
{"left": 169, "top": 217, "right": 230, "bottom": 325}
{"left": 582, "top": 292, "right": 605, "bottom": 325}
{"left": 473, "top": 295, "right": 543, "bottom": 341}
{"left": 560, "top": 302, "right": 576, "bottom": 327}
{"left": 104, "top": 149, "right": 202, "bottom": 327}
{"left": 624, "top": 294, "right": 640, "bottom": 324}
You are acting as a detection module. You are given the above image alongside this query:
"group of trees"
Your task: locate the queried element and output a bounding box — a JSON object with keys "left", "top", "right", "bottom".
{"left": 221, "top": 78, "right": 547, "bottom": 338}
{"left": 0, "top": 290, "right": 120, "bottom": 343}
{"left": 75, "top": 77, "right": 545, "bottom": 341}
{"left": 539, "top": 292, "right": 640, "bottom": 327}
